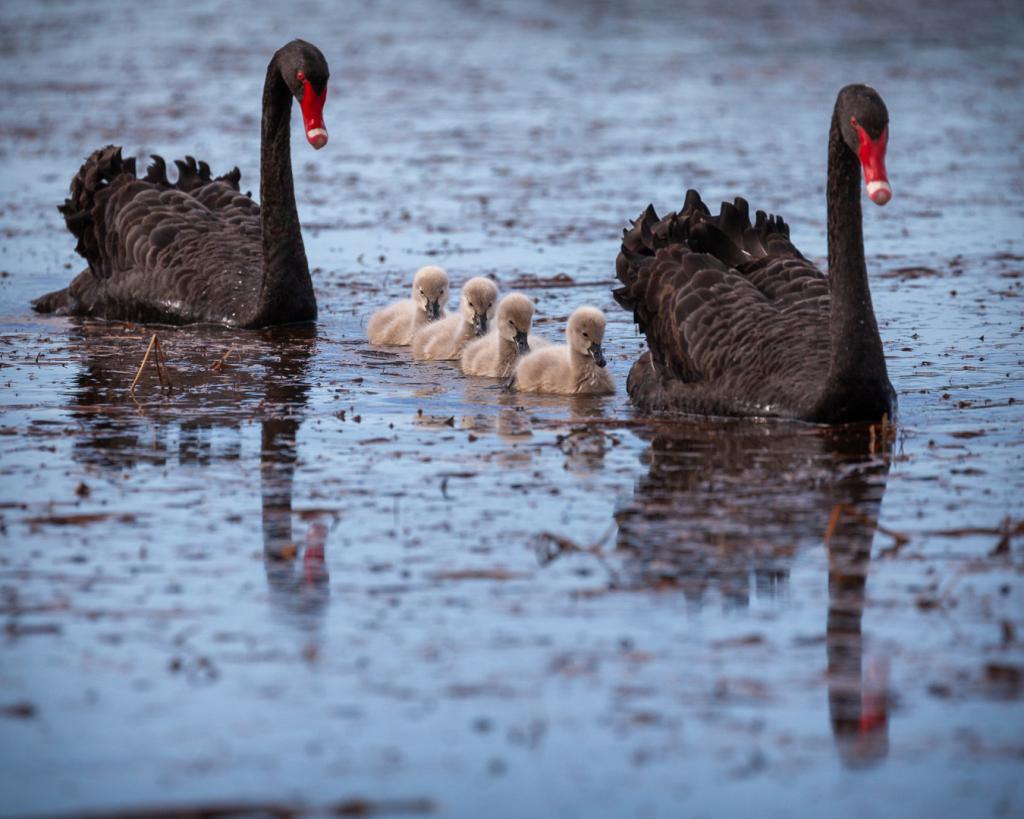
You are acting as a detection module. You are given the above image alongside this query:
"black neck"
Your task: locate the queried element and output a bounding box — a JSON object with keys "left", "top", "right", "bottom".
{"left": 825, "top": 111, "right": 887, "bottom": 389}
{"left": 255, "top": 62, "right": 315, "bottom": 323}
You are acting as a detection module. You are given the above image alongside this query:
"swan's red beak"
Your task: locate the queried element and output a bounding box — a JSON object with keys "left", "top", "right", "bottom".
{"left": 854, "top": 122, "right": 890, "bottom": 206}
{"left": 300, "top": 79, "right": 328, "bottom": 150}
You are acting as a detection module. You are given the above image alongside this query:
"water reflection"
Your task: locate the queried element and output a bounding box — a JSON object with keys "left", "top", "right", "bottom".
{"left": 459, "top": 383, "right": 615, "bottom": 472}
{"left": 827, "top": 501, "right": 889, "bottom": 768}
{"left": 64, "top": 321, "right": 328, "bottom": 626}
{"left": 261, "top": 407, "right": 331, "bottom": 623}
{"left": 615, "top": 420, "right": 892, "bottom": 766}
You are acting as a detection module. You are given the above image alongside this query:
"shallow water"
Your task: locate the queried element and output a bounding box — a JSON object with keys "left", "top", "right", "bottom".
{"left": 1, "top": 0, "right": 1023, "bottom": 816}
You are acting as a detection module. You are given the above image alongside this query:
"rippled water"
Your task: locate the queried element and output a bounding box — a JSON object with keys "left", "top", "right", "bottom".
{"left": 1, "top": 0, "right": 1022, "bottom": 817}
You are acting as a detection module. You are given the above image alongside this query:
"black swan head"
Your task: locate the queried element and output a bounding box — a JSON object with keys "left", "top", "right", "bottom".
{"left": 836, "top": 84, "right": 891, "bottom": 206}
{"left": 274, "top": 39, "right": 331, "bottom": 149}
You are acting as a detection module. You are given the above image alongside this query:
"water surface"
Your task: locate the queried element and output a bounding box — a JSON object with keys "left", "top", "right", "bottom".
{"left": 1, "top": 0, "right": 1022, "bottom": 816}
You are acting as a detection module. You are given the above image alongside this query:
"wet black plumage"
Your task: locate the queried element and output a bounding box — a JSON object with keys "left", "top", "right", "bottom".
{"left": 33, "top": 40, "right": 329, "bottom": 328}
{"left": 614, "top": 85, "right": 896, "bottom": 424}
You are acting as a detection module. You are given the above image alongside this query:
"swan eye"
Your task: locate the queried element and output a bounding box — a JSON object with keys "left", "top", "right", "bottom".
{"left": 582, "top": 331, "right": 589, "bottom": 339}
{"left": 297, "top": 70, "right": 305, "bottom": 82}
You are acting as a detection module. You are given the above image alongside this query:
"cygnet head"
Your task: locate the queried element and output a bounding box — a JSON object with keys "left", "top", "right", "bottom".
{"left": 496, "top": 292, "right": 534, "bottom": 354}
{"left": 458, "top": 277, "right": 499, "bottom": 337}
{"left": 412, "top": 265, "right": 449, "bottom": 321}
{"left": 566, "top": 306, "right": 607, "bottom": 367}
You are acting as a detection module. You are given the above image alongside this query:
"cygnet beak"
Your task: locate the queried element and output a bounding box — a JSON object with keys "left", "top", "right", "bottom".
{"left": 426, "top": 299, "right": 442, "bottom": 321}
{"left": 514, "top": 330, "right": 530, "bottom": 354}
{"left": 473, "top": 312, "right": 489, "bottom": 336}
{"left": 590, "top": 342, "right": 606, "bottom": 368}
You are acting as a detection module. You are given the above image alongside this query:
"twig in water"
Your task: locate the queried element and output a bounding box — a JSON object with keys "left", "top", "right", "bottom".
{"left": 129, "top": 334, "right": 173, "bottom": 394}
{"left": 823, "top": 503, "right": 844, "bottom": 545}
{"left": 917, "top": 562, "right": 974, "bottom": 611}
{"left": 915, "top": 518, "right": 1022, "bottom": 557}
{"left": 153, "top": 335, "right": 172, "bottom": 388}
{"left": 991, "top": 517, "right": 1023, "bottom": 556}
{"left": 534, "top": 522, "right": 619, "bottom": 583}
{"left": 823, "top": 502, "right": 910, "bottom": 557}
{"left": 868, "top": 413, "right": 896, "bottom": 456}
{"left": 129, "top": 334, "right": 157, "bottom": 394}
{"left": 210, "top": 344, "right": 235, "bottom": 372}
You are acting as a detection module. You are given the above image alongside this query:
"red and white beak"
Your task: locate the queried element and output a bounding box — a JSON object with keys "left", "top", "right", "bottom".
{"left": 853, "top": 120, "right": 890, "bottom": 206}
{"left": 300, "top": 79, "right": 328, "bottom": 150}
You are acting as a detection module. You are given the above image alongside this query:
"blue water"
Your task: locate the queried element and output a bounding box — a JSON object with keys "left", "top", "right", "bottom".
{"left": 0, "top": 0, "right": 1022, "bottom": 816}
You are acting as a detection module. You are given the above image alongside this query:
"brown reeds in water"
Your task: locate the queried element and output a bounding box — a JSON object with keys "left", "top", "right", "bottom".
{"left": 129, "top": 333, "right": 173, "bottom": 393}
{"left": 210, "top": 344, "right": 235, "bottom": 372}
{"left": 824, "top": 503, "right": 911, "bottom": 557}
{"left": 868, "top": 413, "right": 895, "bottom": 456}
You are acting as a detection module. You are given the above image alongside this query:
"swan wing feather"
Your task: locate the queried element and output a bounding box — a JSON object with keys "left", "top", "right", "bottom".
{"left": 614, "top": 190, "right": 831, "bottom": 413}
{"left": 56, "top": 146, "right": 262, "bottom": 323}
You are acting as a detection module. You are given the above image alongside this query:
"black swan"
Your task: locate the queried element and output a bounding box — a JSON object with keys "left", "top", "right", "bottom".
{"left": 614, "top": 84, "right": 895, "bottom": 423}
{"left": 33, "top": 40, "right": 330, "bottom": 328}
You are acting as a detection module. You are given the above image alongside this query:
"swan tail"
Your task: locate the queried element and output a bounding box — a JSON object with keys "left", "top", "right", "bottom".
{"left": 143, "top": 155, "right": 170, "bottom": 186}
{"left": 147, "top": 154, "right": 251, "bottom": 213}
{"left": 613, "top": 204, "right": 661, "bottom": 332}
{"left": 215, "top": 166, "right": 242, "bottom": 192}
{"left": 145, "top": 153, "right": 242, "bottom": 194}
{"left": 613, "top": 189, "right": 712, "bottom": 331}
{"left": 172, "top": 155, "right": 214, "bottom": 192}
{"left": 615, "top": 190, "right": 807, "bottom": 318}
{"left": 31, "top": 287, "right": 70, "bottom": 314}
{"left": 751, "top": 210, "right": 806, "bottom": 259}
{"left": 616, "top": 190, "right": 712, "bottom": 270}
{"left": 58, "top": 145, "right": 139, "bottom": 279}
{"left": 615, "top": 189, "right": 772, "bottom": 383}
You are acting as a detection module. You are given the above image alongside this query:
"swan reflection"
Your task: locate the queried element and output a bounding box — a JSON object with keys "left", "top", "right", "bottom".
{"left": 64, "top": 321, "right": 328, "bottom": 627}
{"left": 615, "top": 419, "right": 892, "bottom": 766}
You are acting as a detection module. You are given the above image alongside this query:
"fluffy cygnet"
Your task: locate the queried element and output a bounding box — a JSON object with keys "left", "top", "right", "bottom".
{"left": 512, "top": 305, "right": 614, "bottom": 395}
{"left": 413, "top": 276, "right": 499, "bottom": 360}
{"left": 367, "top": 265, "right": 449, "bottom": 346}
{"left": 461, "top": 292, "right": 548, "bottom": 378}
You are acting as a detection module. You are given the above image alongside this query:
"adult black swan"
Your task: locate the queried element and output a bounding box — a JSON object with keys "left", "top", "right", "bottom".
{"left": 33, "top": 40, "right": 330, "bottom": 328}
{"left": 614, "top": 85, "right": 896, "bottom": 423}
